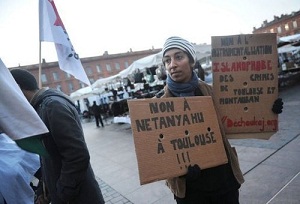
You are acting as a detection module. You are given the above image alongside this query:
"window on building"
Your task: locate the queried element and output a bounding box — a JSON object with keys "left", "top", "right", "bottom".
{"left": 124, "top": 61, "right": 129, "bottom": 68}
{"left": 285, "top": 23, "right": 289, "bottom": 31}
{"left": 56, "top": 84, "right": 62, "bottom": 92}
{"left": 68, "top": 82, "right": 74, "bottom": 92}
{"left": 115, "top": 62, "right": 121, "bottom": 70}
{"left": 41, "top": 73, "right": 47, "bottom": 83}
{"left": 270, "top": 28, "right": 274, "bottom": 33}
{"left": 96, "top": 65, "right": 102, "bottom": 73}
{"left": 106, "top": 64, "right": 112, "bottom": 72}
{"left": 277, "top": 26, "right": 282, "bottom": 33}
{"left": 79, "top": 82, "right": 85, "bottom": 88}
{"left": 293, "top": 21, "right": 298, "bottom": 28}
{"left": 65, "top": 72, "right": 71, "bottom": 79}
{"left": 53, "top": 72, "right": 60, "bottom": 81}
{"left": 85, "top": 66, "right": 93, "bottom": 75}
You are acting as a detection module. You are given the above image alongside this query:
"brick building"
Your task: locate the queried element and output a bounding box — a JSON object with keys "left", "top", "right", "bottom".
{"left": 9, "top": 48, "right": 161, "bottom": 96}
{"left": 253, "top": 9, "right": 300, "bottom": 37}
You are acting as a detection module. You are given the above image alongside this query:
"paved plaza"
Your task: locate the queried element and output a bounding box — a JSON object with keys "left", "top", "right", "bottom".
{"left": 82, "top": 80, "right": 300, "bottom": 204}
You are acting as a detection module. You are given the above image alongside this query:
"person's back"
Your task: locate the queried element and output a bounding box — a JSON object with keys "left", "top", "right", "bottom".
{"left": 35, "top": 89, "right": 104, "bottom": 203}
{"left": 91, "top": 101, "right": 104, "bottom": 127}
{"left": 92, "top": 101, "right": 101, "bottom": 116}
{"left": 10, "top": 69, "right": 104, "bottom": 204}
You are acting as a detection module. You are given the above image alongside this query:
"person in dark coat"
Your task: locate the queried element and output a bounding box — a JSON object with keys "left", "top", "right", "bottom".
{"left": 10, "top": 69, "right": 105, "bottom": 204}
{"left": 158, "top": 36, "right": 283, "bottom": 204}
{"left": 158, "top": 36, "right": 244, "bottom": 204}
{"left": 91, "top": 101, "right": 104, "bottom": 127}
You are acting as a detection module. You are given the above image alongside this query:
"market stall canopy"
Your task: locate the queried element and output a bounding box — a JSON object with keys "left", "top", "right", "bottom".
{"left": 277, "top": 33, "right": 300, "bottom": 47}
{"left": 91, "top": 51, "right": 163, "bottom": 89}
{"left": 91, "top": 74, "right": 122, "bottom": 89}
{"left": 92, "top": 44, "right": 212, "bottom": 89}
{"left": 278, "top": 43, "right": 300, "bottom": 54}
{"left": 277, "top": 34, "right": 300, "bottom": 54}
{"left": 70, "top": 86, "right": 105, "bottom": 100}
{"left": 117, "top": 47, "right": 211, "bottom": 79}
{"left": 118, "top": 51, "right": 163, "bottom": 78}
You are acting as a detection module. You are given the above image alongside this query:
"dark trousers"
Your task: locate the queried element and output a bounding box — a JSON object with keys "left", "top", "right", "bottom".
{"left": 175, "top": 188, "right": 239, "bottom": 204}
{"left": 95, "top": 115, "right": 104, "bottom": 127}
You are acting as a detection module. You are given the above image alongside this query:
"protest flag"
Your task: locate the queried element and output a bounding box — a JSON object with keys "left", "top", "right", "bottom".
{"left": 39, "top": 0, "right": 91, "bottom": 86}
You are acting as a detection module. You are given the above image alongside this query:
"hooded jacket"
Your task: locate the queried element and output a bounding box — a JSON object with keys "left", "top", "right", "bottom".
{"left": 30, "top": 88, "right": 104, "bottom": 204}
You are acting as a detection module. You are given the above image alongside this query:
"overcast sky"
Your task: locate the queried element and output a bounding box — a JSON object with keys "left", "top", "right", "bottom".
{"left": 0, "top": 0, "right": 299, "bottom": 67}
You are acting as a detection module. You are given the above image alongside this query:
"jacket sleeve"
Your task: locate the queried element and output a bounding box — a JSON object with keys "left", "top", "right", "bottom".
{"left": 44, "top": 98, "right": 90, "bottom": 188}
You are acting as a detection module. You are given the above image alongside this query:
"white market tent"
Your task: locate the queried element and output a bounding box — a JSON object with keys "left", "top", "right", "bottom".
{"left": 277, "top": 33, "right": 300, "bottom": 46}
{"left": 92, "top": 51, "right": 163, "bottom": 89}
{"left": 92, "top": 48, "right": 211, "bottom": 89}
{"left": 72, "top": 44, "right": 212, "bottom": 99}
{"left": 278, "top": 44, "right": 300, "bottom": 54}
{"left": 117, "top": 47, "right": 212, "bottom": 79}
{"left": 91, "top": 75, "right": 122, "bottom": 90}
{"left": 70, "top": 86, "right": 105, "bottom": 101}
{"left": 277, "top": 33, "right": 300, "bottom": 53}
{"left": 118, "top": 51, "right": 163, "bottom": 78}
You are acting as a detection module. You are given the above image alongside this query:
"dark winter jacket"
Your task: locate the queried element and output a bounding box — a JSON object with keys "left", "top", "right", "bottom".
{"left": 31, "top": 88, "right": 104, "bottom": 204}
{"left": 158, "top": 81, "right": 244, "bottom": 198}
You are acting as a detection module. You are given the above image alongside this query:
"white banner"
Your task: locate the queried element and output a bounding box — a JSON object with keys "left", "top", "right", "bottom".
{"left": 0, "top": 59, "right": 48, "bottom": 140}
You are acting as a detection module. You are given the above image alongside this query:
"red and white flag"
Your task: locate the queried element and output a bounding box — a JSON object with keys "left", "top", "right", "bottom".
{"left": 39, "top": 0, "right": 91, "bottom": 85}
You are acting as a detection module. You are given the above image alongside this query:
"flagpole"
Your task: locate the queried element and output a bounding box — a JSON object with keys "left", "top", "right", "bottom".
{"left": 38, "top": 41, "right": 42, "bottom": 88}
{"left": 38, "top": 0, "right": 42, "bottom": 88}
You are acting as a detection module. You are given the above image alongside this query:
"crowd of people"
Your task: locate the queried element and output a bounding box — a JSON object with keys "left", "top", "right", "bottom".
{"left": 1, "top": 36, "right": 283, "bottom": 204}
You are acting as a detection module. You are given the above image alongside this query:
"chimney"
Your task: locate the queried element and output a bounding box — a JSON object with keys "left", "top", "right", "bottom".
{"left": 262, "top": 20, "right": 268, "bottom": 27}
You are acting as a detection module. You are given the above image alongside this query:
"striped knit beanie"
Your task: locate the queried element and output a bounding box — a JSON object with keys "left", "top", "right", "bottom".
{"left": 162, "top": 36, "right": 196, "bottom": 64}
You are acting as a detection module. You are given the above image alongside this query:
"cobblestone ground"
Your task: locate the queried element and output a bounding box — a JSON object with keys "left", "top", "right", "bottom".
{"left": 96, "top": 176, "right": 133, "bottom": 204}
